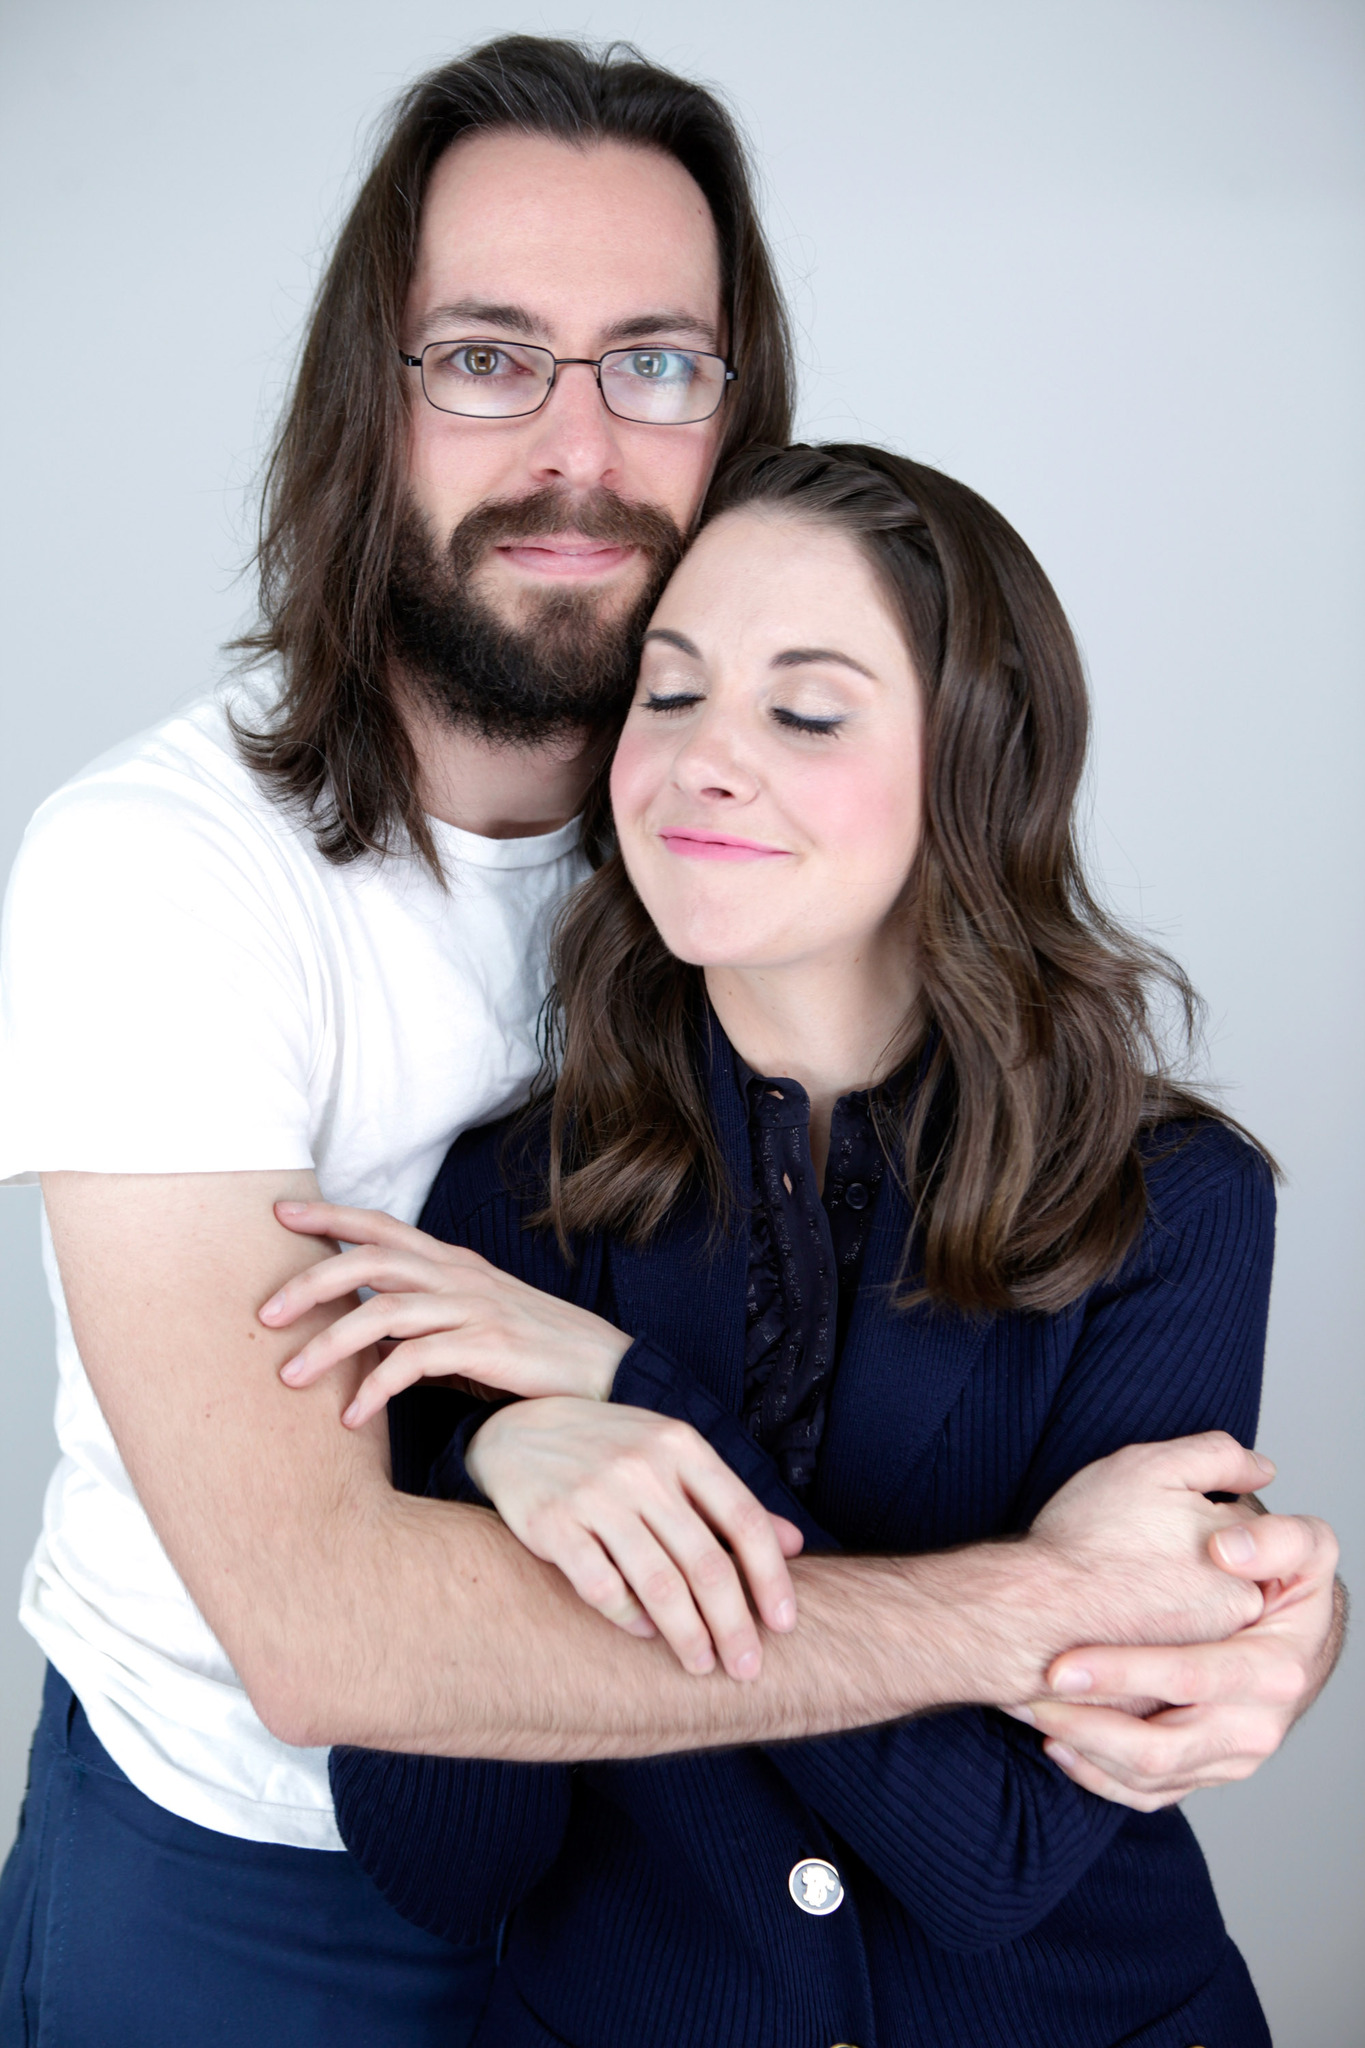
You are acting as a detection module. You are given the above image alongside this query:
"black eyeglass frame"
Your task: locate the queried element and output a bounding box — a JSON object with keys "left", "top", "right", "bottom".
{"left": 398, "top": 338, "right": 738, "bottom": 425}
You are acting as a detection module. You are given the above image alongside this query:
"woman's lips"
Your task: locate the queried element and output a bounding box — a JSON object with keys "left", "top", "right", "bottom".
{"left": 495, "top": 538, "right": 636, "bottom": 579}
{"left": 658, "top": 829, "right": 790, "bottom": 863}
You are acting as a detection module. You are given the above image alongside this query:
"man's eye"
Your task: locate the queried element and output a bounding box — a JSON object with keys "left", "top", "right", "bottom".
{"left": 644, "top": 691, "right": 703, "bottom": 714}
{"left": 622, "top": 350, "right": 693, "bottom": 383}
{"left": 454, "top": 346, "right": 512, "bottom": 377}
{"left": 772, "top": 707, "right": 844, "bottom": 736}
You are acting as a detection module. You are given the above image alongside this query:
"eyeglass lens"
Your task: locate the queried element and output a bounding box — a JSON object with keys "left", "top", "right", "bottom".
{"left": 417, "top": 340, "right": 728, "bottom": 424}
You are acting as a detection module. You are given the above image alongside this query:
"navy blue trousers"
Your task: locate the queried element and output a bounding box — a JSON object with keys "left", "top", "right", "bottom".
{"left": 0, "top": 1666, "right": 496, "bottom": 2046}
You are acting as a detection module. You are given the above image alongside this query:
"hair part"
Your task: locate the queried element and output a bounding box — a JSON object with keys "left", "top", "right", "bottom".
{"left": 230, "top": 35, "right": 795, "bottom": 874}
{"left": 540, "top": 442, "right": 1266, "bottom": 1315}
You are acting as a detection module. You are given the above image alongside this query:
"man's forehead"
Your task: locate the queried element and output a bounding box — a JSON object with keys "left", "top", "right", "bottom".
{"left": 406, "top": 129, "right": 724, "bottom": 350}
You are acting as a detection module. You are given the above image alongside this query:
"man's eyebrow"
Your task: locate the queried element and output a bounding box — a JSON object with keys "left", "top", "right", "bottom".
{"left": 600, "top": 311, "right": 720, "bottom": 350}
{"left": 413, "top": 302, "right": 720, "bottom": 351}
{"left": 771, "top": 646, "right": 877, "bottom": 681}
{"left": 642, "top": 628, "right": 703, "bottom": 658}
{"left": 416, "top": 299, "right": 548, "bottom": 341}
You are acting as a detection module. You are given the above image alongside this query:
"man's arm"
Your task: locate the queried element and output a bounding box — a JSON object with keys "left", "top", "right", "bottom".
{"left": 43, "top": 1168, "right": 1270, "bottom": 1763}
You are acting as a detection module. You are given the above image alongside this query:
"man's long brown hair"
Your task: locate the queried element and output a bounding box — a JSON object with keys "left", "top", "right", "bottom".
{"left": 540, "top": 443, "right": 1258, "bottom": 1315}
{"left": 232, "top": 36, "right": 795, "bottom": 873}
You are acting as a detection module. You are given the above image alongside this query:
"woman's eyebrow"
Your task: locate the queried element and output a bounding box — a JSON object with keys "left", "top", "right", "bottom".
{"left": 771, "top": 646, "right": 876, "bottom": 680}
{"left": 642, "top": 628, "right": 703, "bottom": 658}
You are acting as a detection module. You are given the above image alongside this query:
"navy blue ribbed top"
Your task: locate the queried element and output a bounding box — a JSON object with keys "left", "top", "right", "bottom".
{"left": 336, "top": 1043, "right": 1275, "bottom": 2048}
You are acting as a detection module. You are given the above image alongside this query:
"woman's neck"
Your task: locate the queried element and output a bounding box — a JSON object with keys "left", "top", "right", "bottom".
{"left": 705, "top": 947, "right": 916, "bottom": 1184}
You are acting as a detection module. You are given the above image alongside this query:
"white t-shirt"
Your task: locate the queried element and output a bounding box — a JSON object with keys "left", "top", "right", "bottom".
{"left": 0, "top": 686, "right": 588, "bottom": 1847}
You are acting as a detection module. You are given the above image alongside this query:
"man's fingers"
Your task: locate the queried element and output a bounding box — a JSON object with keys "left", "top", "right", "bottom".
{"left": 1144, "top": 1429, "right": 1275, "bottom": 1499}
{"left": 1026, "top": 1698, "right": 1282, "bottom": 1792}
{"left": 1210, "top": 1512, "right": 1339, "bottom": 1584}
{"left": 1039, "top": 1739, "right": 1184, "bottom": 1812}
{"left": 1047, "top": 1633, "right": 1308, "bottom": 1711}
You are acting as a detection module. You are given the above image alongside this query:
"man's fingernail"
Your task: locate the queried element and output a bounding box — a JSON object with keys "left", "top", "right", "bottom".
{"left": 1254, "top": 1452, "right": 1276, "bottom": 1479}
{"left": 276, "top": 1201, "right": 308, "bottom": 1217}
{"left": 1003, "top": 1705, "right": 1036, "bottom": 1726}
{"left": 773, "top": 1599, "right": 796, "bottom": 1631}
{"left": 341, "top": 1401, "right": 361, "bottom": 1427}
{"left": 1216, "top": 1525, "right": 1257, "bottom": 1566}
{"left": 1046, "top": 1742, "right": 1078, "bottom": 1769}
{"left": 279, "top": 1358, "right": 305, "bottom": 1383}
{"left": 734, "top": 1648, "right": 761, "bottom": 1680}
{"left": 1052, "top": 1666, "right": 1093, "bottom": 1695}
{"left": 260, "top": 1294, "right": 285, "bottom": 1320}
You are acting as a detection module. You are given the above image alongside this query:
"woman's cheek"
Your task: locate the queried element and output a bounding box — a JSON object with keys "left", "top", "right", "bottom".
{"left": 609, "top": 724, "right": 661, "bottom": 834}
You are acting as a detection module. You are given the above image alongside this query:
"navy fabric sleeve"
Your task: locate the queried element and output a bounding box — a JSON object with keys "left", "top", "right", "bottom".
{"left": 331, "top": 1122, "right": 579, "bottom": 1946}
{"left": 616, "top": 1131, "right": 1276, "bottom": 1949}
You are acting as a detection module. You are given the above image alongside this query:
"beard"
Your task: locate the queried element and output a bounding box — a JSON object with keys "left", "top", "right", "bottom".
{"left": 387, "top": 486, "right": 688, "bottom": 746}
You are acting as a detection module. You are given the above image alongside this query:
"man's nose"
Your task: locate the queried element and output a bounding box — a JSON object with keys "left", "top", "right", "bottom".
{"left": 523, "top": 362, "right": 626, "bottom": 493}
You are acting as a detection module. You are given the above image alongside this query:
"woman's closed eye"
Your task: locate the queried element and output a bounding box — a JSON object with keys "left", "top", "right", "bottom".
{"left": 771, "top": 706, "right": 845, "bottom": 736}
{"left": 644, "top": 690, "right": 705, "bottom": 715}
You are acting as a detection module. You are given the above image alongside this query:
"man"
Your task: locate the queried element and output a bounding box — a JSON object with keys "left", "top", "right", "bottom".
{"left": 0, "top": 34, "right": 1342, "bottom": 2048}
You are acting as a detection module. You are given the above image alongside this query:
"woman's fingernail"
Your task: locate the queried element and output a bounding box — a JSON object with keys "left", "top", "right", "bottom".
{"left": 276, "top": 1201, "right": 308, "bottom": 1218}
{"left": 279, "top": 1359, "right": 305, "bottom": 1383}
{"left": 734, "top": 1648, "right": 761, "bottom": 1680}
{"left": 1046, "top": 1743, "right": 1078, "bottom": 1769}
{"left": 341, "top": 1401, "right": 361, "bottom": 1427}
{"left": 1051, "top": 1666, "right": 1093, "bottom": 1695}
{"left": 260, "top": 1294, "right": 285, "bottom": 1320}
{"left": 1215, "top": 1525, "right": 1257, "bottom": 1566}
{"left": 772, "top": 1599, "right": 796, "bottom": 1631}
{"left": 1254, "top": 1452, "right": 1276, "bottom": 1480}
{"left": 1004, "top": 1705, "right": 1036, "bottom": 1726}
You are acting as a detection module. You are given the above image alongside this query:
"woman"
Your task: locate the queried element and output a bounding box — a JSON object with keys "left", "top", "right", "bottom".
{"left": 268, "top": 445, "right": 1274, "bottom": 2046}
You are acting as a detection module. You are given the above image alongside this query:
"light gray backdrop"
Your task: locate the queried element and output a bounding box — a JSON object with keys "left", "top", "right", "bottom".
{"left": 2, "top": 0, "right": 1362, "bottom": 2039}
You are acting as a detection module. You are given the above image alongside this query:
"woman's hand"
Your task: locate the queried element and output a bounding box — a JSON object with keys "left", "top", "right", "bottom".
{"left": 261, "top": 1200, "right": 632, "bottom": 1430}
{"left": 465, "top": 1396, "right": 804, "bottom": 1681}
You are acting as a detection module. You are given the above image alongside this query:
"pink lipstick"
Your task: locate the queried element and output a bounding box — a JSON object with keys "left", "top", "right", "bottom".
{"left": 658, "top": 830, "right": 789, "bottom": 863}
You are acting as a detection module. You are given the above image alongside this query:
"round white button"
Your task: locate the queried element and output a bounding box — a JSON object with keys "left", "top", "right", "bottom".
{"left": 788, "top": 1857, "right": 844, "bottom": 1915}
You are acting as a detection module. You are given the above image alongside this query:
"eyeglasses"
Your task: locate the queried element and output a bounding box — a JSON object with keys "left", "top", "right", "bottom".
{"left": 399, "top": 338, "right": 736, "bottom": 426}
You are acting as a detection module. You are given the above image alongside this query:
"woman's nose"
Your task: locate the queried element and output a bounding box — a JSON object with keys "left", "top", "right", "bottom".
{"left": 670, "top": 715, "right": 757, "bottom": 803}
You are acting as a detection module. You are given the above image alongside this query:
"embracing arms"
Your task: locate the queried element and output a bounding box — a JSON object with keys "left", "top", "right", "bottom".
{"left": 41, "top": 1168, "right": 1316, "bottom": 1771}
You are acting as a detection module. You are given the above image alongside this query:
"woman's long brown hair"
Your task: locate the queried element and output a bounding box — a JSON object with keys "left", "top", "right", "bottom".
{"left": 539, "top": 443, "right": 1261, "bottom": 1315}
{"left": 230, "top": 36, "right": 794, "bottom": 877}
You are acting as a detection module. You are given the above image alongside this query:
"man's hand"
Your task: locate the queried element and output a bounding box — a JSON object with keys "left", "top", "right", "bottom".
{"left": 1020, "top": 1433, "right": 1270, "bottom": 1663}
{"left": 1015, "top": 1502, "right": 1343, "bottom": 1810}
{"left": 466, "top": 1397, "right": 804, "bottom": 1680}
{"left": 263, "top": 1199, "right": 632, "bottom": 1427}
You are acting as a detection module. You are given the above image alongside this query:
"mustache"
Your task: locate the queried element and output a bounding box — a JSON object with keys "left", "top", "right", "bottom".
{"left": 444, "top": 486, "right": 688, "bottom": 576}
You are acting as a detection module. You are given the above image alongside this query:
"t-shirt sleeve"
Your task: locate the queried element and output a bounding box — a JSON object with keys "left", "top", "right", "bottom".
{"left": 0, "top": 769, "right": 320, "bottom": 1179}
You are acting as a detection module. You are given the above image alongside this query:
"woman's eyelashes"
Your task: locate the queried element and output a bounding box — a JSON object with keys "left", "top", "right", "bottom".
{"left": 770, "top": 706, "right": 844, "bottom": 737}
{"left": 640, "top": 689, "right": 846, "bottom": 736}
{"left": 643, "top": 689, "right": 704, "bottom": 716}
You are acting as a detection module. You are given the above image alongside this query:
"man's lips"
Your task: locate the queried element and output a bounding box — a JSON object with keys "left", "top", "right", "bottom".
{"left": 658, "top": 829, "right": 791, "bottom": 863}
{"left": 494, "top": 536, "right": 638, "bottom": 579}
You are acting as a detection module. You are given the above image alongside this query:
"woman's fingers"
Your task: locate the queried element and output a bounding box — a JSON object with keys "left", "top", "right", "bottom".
{"left": 274, "top": 1199, "right": 466, "bottom": 1258}
{"left": 468, "top": 1401, "right": 796, "bottom": 1678}
{"left": 261, "top": 1242, "right": 465, "bottom": 1328}
{"left": 278, "top": 1295, "right": 472, "bottom": 1388}
{"left": 678, "top": 1458, "right": 799, "bottom": 1635}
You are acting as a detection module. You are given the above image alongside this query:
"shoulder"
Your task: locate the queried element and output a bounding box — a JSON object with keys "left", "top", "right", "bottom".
{"left": 1139, "top": 1115, "right": 1275, "bottom": 1223}
{"left": 1126, "top": 1115, "right": 1275, "bottom": 1282}
{"left": 7, "top": 691, "right": 328, "bottom": 930}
